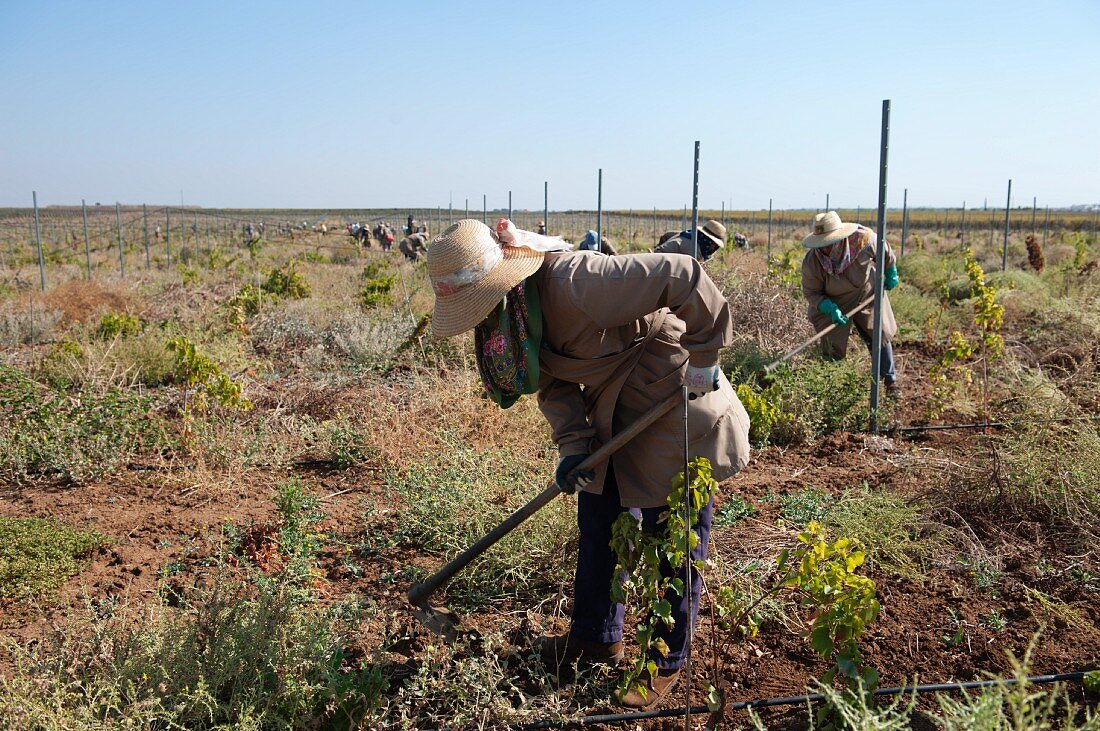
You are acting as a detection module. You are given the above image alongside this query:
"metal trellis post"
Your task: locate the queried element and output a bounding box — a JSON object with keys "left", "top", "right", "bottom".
{"left": 870, "top": 100, "right": 891, "bottom": 434}
{"left": 690, "top": 141, "right": 700, "bottom": 260}
{"left": 143, "top": 204, "right": 150, "bottom": 267}
{"left": 1002, "top": 179, "right": 1012, "bottom": 271}
{"left": 82, "top": 199, "right": 92, "bottom": 279}
{"left": 33, "top": 191, "right": 46, "bottom": 291}
{"left": 596, "top": 169, "right": 603, "bottom": 254}
{"left": 900, "top": 188, "right": 908, "bottom": 257}
{"left": 116, "top": 202, "right": 125, "bottom": 278}
{"left": 543, "top": 181, "right": 548, "bottom": 234}
{"left": 767, "top": 198, "right": 773, "bottom": 261}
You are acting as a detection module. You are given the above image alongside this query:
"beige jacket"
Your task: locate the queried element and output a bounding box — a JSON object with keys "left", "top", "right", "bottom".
{"left": 533, "top": 251, "right": 751, "bottom": 508}
{"left": 653, "top": 232, "right": 700, "bottom": 259}
{"left": 801, "top": 228, "right": 897, "bottom": 355}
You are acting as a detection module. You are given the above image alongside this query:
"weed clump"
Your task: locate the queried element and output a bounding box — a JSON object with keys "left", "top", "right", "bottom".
{"left": 0, "top": 517, "right": 106, "bottom": 600}
{"left": 359, "top": 259, "right": 397, "bottom": 308}
{"left": 0, "top": 363, "right": 159, "bottom": 483}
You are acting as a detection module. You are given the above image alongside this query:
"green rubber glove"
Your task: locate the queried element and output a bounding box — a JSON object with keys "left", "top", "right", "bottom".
{"left": 885, "top": 265, "right": 900, "bottom": 291}
{"left": 818, "top": 298, "right": 849, "bottom": 326}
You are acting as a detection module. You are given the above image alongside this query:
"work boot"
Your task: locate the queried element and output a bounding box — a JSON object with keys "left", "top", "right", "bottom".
{"left": 536, "top": 633, "right": 624, "bottom": 668}
{"left": 884, "top": 377, "right": 900, "bottom": 398}
{"left": 615, "top": 667, "right": 681, "bottom": 709}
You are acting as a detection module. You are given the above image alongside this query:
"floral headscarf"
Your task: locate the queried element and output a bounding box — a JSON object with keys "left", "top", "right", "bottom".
{"left": 473, "top": 278, "right": 542, "bottom": 409}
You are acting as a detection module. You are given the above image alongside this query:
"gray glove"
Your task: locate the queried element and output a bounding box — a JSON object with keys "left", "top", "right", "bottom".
{"left": 684, "top": 364, "right": 720, "bottom": 401}
{"left": 555, "top": 454, "right": 594, "bottom": 494}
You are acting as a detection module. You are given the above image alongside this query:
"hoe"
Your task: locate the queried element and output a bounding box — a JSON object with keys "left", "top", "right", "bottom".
{"left": 408, "top": 392, "right": 682, "bottom": 639}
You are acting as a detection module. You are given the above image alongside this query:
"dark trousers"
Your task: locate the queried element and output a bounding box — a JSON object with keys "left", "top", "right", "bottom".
{"left": 570, "top": 463, "right": 712, "bottom": 671}
{"left": 824, "top": 321, "right": 897, "bottom": 383}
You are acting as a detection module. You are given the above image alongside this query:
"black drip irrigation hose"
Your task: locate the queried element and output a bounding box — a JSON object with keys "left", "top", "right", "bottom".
{"left": 886, "top": 414, "right": 1100, "bottom": 434}
{"left": 516, "top": 671, "right": 1093, "bottom": 729}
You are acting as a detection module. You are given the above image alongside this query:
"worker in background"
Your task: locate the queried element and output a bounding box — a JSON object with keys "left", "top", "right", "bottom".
{"left": 577, "top": 230, "right": 618, "bottom": 255}
{"left": 400, "top": 230, "right": 428, "bottom": 261}
{"left": 801, "top": 211, "right": 900, "bottom": 392}
{"left": 654, "top": 219, "right": 726, "bottom": 263}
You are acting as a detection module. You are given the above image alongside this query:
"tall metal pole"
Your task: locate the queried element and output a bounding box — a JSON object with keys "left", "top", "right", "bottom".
{"left": 596, "top": 169, "right": 603, "bottom": 254}
{"left": 690, "top": 141, "right": 700, "bottom": 260}
{"left": 543, "top": 181, "right": 548, "bottom": 234}
{"left": 825, "top": 193, "right": 830, "bottom": 212}
{"left": 508, "top": 190, "right": 512, "bottom": 220}
{"left": 33, "top": 191, "right": 46, "bottom": 291}
{"left": 900, "top": 188, "right": 909, "bottom": 257}
{"left": 482, "top": 194, "right": 487, "bottom": 224}
{"left": 1031, "top": 196, "right": 1037, "bottom": 234}
{"left": 82, "top": 199, "right": 92, "bottom": 279}
{"left": 870, "top": 99, "right": 891, "bottom": 434}
{"left": 960, "top": 201, "right": 967, "bottom": 251}
{"left": 142, "top": 204, "right": 150, "bottom": 267}
{"left": 1001, "top": 179, "right": 1012, "bottom": 271}
{"left": 166, "top": 208, "right": 172, "bottom": 265}
{"left": 116, "top": 202, "right": 125, "bottom": 278}
{"left": 767, "top": 198, "right": 773, "bottom": 261}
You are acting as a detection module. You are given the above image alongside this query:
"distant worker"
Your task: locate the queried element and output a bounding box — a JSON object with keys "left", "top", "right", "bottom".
{"left": 154, "top": 224, "right": 162, "bottom": 241}
{"left": 537, "top": 220, "right": 547, "bottom": 235}
{"left": 577, "top": 230, "right": 618, "bottom": 256}
{"left": 653, "top": 219, "right": 725, "bottom": 263}
{"left": 407, "top": 214, "right": 416, "bottom": 236}
{"left": 801, "top": 211, "right": 900, "bottom": 392}
{"left": 733, "top": 233, "right": 748, "bottom": 248}
{"left": 400, "top": 231, "right": 428, "bottom": 261}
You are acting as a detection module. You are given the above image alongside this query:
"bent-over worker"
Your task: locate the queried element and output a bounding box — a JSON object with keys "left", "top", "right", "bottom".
{"left": 400, "top": 231, "right": 428, "bottom": 261}
{"left": 801, "top": 211, "right": 900, "bottom": 390}
{"left": 654, "top": 219, "right": 726, "bottom": 262}
{"left": 577, "top": 230, "right": 618, "bottom": 255}
{"left": 426, "top": 219, "right": 750, "bottom": 709}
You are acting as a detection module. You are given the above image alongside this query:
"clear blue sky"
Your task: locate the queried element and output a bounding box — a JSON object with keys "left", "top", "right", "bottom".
{"left": 2, "top": 1, "right": 1097, "bottom": 211}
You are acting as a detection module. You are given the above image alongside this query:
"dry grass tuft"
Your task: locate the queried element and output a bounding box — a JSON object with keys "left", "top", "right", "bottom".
{"left": 38, "top": 279, "right": 133, "bottom": 325}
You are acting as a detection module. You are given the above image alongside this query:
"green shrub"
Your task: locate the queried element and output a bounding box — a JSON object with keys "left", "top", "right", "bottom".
{"left": 0, "top": 517, "right": 106, "bottom": 600}
{"left": 997, "top": 422, "right": 1100, "bottom": 532}
{"left": 388, "top": 435, "right": 574, "bottom": 606}
{"left": 0, "top": 364, "right": 159, "bottom": 483}
{"left": 827, "top": 487, "right": 938, "bottom": 579}
{"left": 776, "top": 488, "right": 834, "bottom": 525}
{"left": 262, "top": 265, "right": 311, "bottom": 299}
{"left": 766, "top": 357, "right": 869, "bottom": 443}
{"left": 359, "top": 260, "right": 397, "bottom": 308}
{"left": 95, "top": 312, "right": 142, "bottom": 339}
{"left": 0, "top": 581, "right": 386, "bottom": 729}
{"left": 736, "top": 382, "right": 784, "bottom": 445}
{"left": 166, "top": 336, "right": 252, "bottom": 413}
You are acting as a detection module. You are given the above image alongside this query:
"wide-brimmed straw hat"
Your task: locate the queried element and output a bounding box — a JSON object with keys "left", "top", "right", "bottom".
{"left": 802, "top": 211, "right": 859, "bottom": 249}
{"left": 428, "top": 219, "right": 543, "bottom": 337}
{"left": 700, "top": 219, "right": 726, "bottom": 249}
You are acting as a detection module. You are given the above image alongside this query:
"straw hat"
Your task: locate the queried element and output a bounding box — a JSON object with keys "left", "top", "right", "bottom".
{"left": 700, "top": 219, "right": 726, "bottom": 249}
{"left": 802, "top": 211, "right": 858, "bottom": 249}
{"left": 428, "top": 219, "right": 544, "bottom": 337}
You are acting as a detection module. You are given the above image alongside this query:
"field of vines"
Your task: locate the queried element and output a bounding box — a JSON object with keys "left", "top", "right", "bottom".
{"left": 0, "top": 205, "right": 1098, "bottom": 730}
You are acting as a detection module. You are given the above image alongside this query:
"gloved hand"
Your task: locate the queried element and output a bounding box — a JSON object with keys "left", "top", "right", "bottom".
{"left": 684, "top": 363, "right": 721, "bottom": 401}
{"left": 884, "top": 265, "right": 900, "bottom": 291}
{"left": 555, "top": 454, "right": 594, "bottom": 494}
{"left": 818, "top": 298, "right": 849, "bottom": 326}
